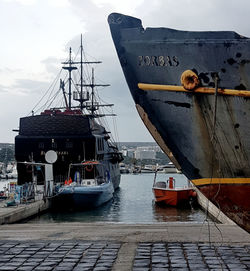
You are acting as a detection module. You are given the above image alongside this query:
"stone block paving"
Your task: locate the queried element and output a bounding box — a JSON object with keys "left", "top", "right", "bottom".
{"left": 0, "top": 241, "right": 249, "bottom": 270}
{"left": 133, "top": 242, "right": 250, "bottom": 271}
{"left": 0, "top": 241, "right": 121, "bottom": 271}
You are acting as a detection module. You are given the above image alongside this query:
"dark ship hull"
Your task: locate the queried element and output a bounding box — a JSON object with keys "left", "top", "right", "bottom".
{"left": 15, "top": 111, "right": 121, "bottom": 190}
{"left": 108, "top": 13, "right": 250, "bottom": 232}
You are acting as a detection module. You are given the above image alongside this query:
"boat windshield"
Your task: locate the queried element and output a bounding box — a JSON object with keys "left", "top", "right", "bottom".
{"left": 67, "top": 163, "right": 106, "bottom": 185}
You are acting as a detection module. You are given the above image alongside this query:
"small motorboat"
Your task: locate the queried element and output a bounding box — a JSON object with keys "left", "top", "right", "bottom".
{"left": 141, "top": 164, "right": 155, "bottom": 173}
{"left": 152, "top": 174, "right": 196, "bottom": 207}
{"left": 53, "top": 161, "right": 114, "bottom": 209}
{"left": 119, "top": 163, "right": 130, "bottom": 174}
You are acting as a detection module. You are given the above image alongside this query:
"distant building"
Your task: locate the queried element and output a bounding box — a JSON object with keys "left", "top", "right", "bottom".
{"left": 127, "top": 149, "right": 135, "bottom": 158}
{"left": 119, "top": 143, "right": 160, "bottom": 160}
{"left": 121, "top": 150, "right": 127, "bottom": 157}
{"left": 134, "top": 149, "right": 156, "bottom": 160}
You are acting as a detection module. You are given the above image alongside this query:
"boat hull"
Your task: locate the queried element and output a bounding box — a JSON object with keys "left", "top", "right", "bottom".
{"left": 153, "top": 187, "right": 195, "bottom": 206}
{"left": 192, "top": 179, "right": 250, "bottom": 232}
{"left": 108, "top": 13, "right": 250, "bottom": 232}
{"left": 53, "top": 182, "right": 114, "bottom": 210}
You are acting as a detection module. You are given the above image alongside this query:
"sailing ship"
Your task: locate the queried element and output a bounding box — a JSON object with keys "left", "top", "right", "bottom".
{"left": 108, "top": 13, "right": 250, "bottom": 232}
{"left": 15, "top": 35, "right": 123, "bottom": 208}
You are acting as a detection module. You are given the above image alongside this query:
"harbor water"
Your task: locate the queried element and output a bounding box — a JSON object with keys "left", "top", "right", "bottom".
{"left": 25, "top": 173, "right": 209, "bottom": 224}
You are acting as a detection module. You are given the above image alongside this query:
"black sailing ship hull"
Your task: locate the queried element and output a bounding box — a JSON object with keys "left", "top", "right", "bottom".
{"left": 108, "top": 13, "right": 250, "bottom": 232}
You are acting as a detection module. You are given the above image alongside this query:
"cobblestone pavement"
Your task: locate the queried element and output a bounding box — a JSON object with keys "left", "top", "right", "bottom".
{"left": 0, "top": 241, "right": 249, "bottom": 271}
{"left": 0, "top": 241, "right": 120, "bottom": 271}
{"left": 133, "top": 242, "right": 250, "bottom": 271}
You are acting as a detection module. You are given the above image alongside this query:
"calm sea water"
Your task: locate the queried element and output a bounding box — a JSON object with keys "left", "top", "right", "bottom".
{"left": 25, "top": 173, "right": 209, "bottom": 224}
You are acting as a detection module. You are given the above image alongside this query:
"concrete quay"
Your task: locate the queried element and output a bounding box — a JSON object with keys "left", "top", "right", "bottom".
{"left": 0, "top": 222, "right": 249, "bottom": 270}
{"left": 0, "top": 200, "right": 49, "bottom": 225}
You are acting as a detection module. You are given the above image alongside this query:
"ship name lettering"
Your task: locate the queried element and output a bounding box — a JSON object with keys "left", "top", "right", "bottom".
{"left": 41, "top": 151, "right": 69, "bottom": 155}
{"left": 56, "top": 151, "right": 69, "bottom": 155}
{"left": 138, "top": 55, "right": 179, "bottom": 67}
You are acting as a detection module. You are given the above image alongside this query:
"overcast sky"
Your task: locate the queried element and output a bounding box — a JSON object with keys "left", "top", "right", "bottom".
{"left": 0, "top": 0, "right": 250, "bottom": 143}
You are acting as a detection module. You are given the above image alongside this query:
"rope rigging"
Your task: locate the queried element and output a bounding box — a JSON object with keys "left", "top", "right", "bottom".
{"left": 26, "top": 35, "right": 120, "bottom": 150}
{"left": 198, "top": 73, "right": 224, "bottom": 261}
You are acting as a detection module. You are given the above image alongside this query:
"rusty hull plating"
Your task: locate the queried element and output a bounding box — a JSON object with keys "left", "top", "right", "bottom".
{"left": 108, "top": 13, "right": 250, "bottom": 232}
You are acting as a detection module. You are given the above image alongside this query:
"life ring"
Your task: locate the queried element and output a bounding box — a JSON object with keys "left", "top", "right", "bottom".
{"left": 181, "top": 70, "right": 199, "bottom": 90}
{"left": 85, "top": 164, "right": 94, "bottom": 172}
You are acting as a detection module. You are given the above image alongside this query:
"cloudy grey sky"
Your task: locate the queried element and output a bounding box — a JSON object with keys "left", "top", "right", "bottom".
{"left": 0, "top": 0, "right": 250, "bottom": 143}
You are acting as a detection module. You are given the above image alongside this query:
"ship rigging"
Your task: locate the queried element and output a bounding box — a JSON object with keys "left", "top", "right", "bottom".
{"left": 15, "top": 35, "right": 123, "bottom": 190}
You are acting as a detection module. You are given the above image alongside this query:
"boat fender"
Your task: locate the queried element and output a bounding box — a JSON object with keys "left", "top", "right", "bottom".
{"left": 106, "top": 170, "right": 110, "bottom": 181}
{"left": 181, "top": 70, "right": 199, "bottom": 90}
{"left": 74, "top": 171, "right": 81, "bottom": 183}
{"left": 85, "top": 164, "right": 93, "bottom": 172}
{"left": 189, "top": 190, "right": 197, "bottom": 206}
{"left": 189, "top": 190, "right": 197, "bottom": 198}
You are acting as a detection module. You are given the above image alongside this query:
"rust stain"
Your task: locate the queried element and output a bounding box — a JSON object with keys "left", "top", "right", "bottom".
{"left": 192, "top": 95, "right": 222, "bottom": 177}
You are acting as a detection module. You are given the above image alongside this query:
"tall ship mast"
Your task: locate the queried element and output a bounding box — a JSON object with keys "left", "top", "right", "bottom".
{"left": 15, "top": 35, "right": 123, "bottom": 198}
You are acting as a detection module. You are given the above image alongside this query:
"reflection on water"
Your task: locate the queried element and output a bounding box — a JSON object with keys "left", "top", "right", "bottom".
{"left": 153, "top": 203, "right": 206, "bottom": 223}
{"left": 26, "top": 173, "right": 210, "bottom": 224}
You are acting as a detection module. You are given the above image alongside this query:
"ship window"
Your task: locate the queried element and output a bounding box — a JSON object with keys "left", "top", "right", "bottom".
{"left": 66, "top": 142, "right": 73, "bottom": 149}
{"left": 38, "top": 142, "right": 44, "bottom": 149}
{"left": 52, "top": 142, "right": 57, "bottom": 149}
{"left": 97, "top": 138, "right": 103, "bottom": 151}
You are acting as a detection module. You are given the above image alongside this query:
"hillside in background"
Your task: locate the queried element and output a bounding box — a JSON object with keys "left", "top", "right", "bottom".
{"left": 119, "top": 142, "right": 157, "bottom": 148}
{"left": 0, "top": 143, "right": 15, "bottom": 163}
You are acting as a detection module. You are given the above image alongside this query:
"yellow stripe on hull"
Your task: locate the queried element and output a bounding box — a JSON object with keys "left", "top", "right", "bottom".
{"left": 191, "top": 178, "right": 250, "bottom": 186}
{"left": 138, "top": 83, "right": 250, "bottom": 98}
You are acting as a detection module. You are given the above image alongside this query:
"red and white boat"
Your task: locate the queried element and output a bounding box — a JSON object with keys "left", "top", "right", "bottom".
{"left": 153, "top": 176, "right": 196, "bottom": 206}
